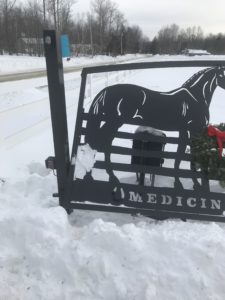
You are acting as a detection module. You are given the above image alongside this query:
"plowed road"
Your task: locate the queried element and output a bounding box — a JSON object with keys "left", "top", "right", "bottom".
{"left": 0, "top": 56, "right": 151, "bottom": 82}
{"left": 0, "top": 64, "right": 97, "bottom": 82}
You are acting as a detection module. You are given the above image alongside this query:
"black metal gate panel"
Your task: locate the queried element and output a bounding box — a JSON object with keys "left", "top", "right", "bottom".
{"left": 44, "top": 31, "right": 225, "bottom": 222}
{"left": 62, "top": 61, "right": 225, "bottom": 222}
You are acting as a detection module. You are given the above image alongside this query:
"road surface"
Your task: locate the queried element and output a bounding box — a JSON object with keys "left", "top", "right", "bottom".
{"left": 0, "top": 55, "right": 151, "bottom": 83}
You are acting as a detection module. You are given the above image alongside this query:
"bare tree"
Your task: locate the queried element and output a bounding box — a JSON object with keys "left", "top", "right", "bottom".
{"left": 91, "top": 0, "right": 116, "bottom": 52}
{"left": 87, "top": 12, "right": 94, "bottom": 56}
{"left": 46, "top": 0, "right": 74, "bottom": 31}
{"left": 0, "top": 0, "right": 17, "bottom": 53}
{"left": 157, "top": 24, "right": 179, "bottom": 54}
{"left": 42, "top": 0, "right": 46, "bottom": 24}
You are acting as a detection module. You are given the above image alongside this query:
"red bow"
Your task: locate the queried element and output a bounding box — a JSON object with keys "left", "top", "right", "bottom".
{"left": 207, "top": 125, "right": 225, "bottom": 158}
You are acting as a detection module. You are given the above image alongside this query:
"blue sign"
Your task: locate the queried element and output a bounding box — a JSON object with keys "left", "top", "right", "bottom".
{"left": 60, "top": 35, "right": 71, "bottom": 58}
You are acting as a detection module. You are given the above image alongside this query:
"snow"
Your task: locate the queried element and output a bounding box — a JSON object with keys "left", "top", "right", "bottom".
{"left": 1, "top": 53, "right": 223, "bottom": 75}
{"left": 182, "top": 49, "right": 211, "bottom": 56}
{"left": 0, "top": 54, "right": 147, "bottom": 75}
{"left": 74, "top": 144, "right": 97, "bottom": 179}
{"left": 1, "top": 54, "right": 225, "bottom": 299}
{"left": 135, "top": 126, "right": 166, "bottom": 136}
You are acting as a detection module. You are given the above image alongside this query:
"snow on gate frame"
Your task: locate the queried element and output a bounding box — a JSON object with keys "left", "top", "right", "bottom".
{"left": 43, "top": 30, "right": 225, "bottom": 222}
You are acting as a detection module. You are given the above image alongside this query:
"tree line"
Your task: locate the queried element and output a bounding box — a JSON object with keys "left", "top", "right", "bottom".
{"left": 0, "top": 0, "right": 149, "bottom": 56}
{"left": 0, "top": 0, "right": 224, "bottom": 56}
{"left": 151, "top": 24, "right": 225, "bottom": 55}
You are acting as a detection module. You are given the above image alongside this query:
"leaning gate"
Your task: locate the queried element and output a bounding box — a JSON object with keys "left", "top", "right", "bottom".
{"left": 44, "top": 30, "right": 225, "bottom": 222}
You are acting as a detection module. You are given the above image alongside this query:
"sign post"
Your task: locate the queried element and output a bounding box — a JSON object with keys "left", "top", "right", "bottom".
{"left": 43, "top": 30, "right": 70, "bottom": 207}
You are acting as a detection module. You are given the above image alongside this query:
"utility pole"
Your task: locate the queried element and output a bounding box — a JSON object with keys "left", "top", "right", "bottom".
{"left": 88, "top": 14, "right": 94, "bottom": 57}
{"left": 120, "top": 32, "right": 123, "bottom": 55}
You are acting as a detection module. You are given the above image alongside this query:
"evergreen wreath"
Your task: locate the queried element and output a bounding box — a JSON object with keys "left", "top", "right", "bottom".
{"left": 191, "top": 123, "right": 225, "bottom": 186}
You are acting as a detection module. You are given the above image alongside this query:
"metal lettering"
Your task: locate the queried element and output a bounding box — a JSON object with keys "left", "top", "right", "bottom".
{"left": 161, "top": 195, "right": 172, "bottom": 205}
{"left": 211, "top": 199, "right": 221, "bottom": 210}
{"left": 200, "top": 198, "right": 207, "bottom": 208}
{"left": 176, "top": 196, "right": 183, "bottom": 207}
{"left": 129, "top": 192, "right": 143, "bottom": 203}
{"left": 187, "top": 197, "right": 197, "bottom": 207}
{"left": 147, "top": 193, "right": 157, "bottom": 204}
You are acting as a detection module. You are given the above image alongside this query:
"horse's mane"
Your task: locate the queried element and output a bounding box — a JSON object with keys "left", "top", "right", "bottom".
{"left": 182, "top": 67, "right": 215, "bottom": 88}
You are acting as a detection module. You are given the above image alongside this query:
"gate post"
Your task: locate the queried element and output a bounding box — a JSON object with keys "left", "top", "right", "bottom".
{"left": 43, "top": 29, "right": 70, "bottom": 208}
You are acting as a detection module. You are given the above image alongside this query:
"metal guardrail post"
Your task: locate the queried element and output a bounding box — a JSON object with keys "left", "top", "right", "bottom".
{"left": 43, "top": 29, "right": 70, "bottom": 208}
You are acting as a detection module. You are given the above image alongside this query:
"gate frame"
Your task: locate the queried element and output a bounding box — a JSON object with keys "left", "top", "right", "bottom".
{"left": 44, "top": 30, "right": 225, "bottom": 222}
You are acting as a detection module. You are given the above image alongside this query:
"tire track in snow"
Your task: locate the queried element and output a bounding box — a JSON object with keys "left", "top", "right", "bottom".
{"left": 0, "top": 60, "right": 144, "bottom": 148}
{"left": 0, "top": 95, "right": 77, "bottom": 148}
{"left": 0, "top": 55, "right": 151, "bottom": 82}
{"left": 0, "top": 104, "right": 76, "bottom": 148}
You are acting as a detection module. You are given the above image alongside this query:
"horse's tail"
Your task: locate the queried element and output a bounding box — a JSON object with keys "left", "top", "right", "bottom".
{"left": 85, "top": 88, "right": 107, "bottom": 150}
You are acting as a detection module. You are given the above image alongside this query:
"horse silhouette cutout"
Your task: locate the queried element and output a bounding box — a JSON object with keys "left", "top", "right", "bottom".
{"left": 85, "top": 66, "right": 225, "bottom": 198}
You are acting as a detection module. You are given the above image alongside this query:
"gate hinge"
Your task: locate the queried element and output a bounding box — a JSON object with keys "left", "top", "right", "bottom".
{"left": 45, "top": 156, "right": 56, "bottom": 170}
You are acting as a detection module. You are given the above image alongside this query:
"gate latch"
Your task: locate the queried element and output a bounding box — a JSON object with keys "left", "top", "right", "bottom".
{"left": 45, "top": 156, "right": 56, "bottom": 170}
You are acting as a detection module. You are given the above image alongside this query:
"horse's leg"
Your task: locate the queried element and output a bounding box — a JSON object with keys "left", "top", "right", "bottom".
{"left": 189, "top": 129, "right": 208, "bottom": 191}
{"left": 104, "top": 151, "right": 125, "bottom": 200}
{"left": 201, "top": 171, "right": 210, "bottom": 192}
{"left": 190, "top": 161, "right": 201, "bottom": 190}
{"left": 174, "top": 130, "right": 188, "bottom": 189}
{"left": 175, "top": 129, "right": 203, "bottom": 191}
{"left": 101, "top": 120, "right": 125, "bottom": 200}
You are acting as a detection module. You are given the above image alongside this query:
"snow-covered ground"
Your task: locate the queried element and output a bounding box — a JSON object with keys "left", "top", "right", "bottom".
{"left": 0, "top": 53, "right": 224, "bottom": 75}
{"left": 0, "top": 54, "right": 147, "bottom": 75}
{"left": 1, "top": 54, "right": 225, "bottom": 300}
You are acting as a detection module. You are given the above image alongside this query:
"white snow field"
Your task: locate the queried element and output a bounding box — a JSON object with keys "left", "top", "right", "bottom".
{"left": 1, "top": 54, "right": 225, "bottom": 300}
{"left": 0, "top": 53, "right": 148, "bottom": 75}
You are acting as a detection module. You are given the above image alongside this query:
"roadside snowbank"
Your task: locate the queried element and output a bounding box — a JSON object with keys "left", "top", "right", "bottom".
{"left": 1, "top": 53, "right": 225, "bottom": 75}
{"left": 0, "top": 54, "right": 146, "bottom": 75}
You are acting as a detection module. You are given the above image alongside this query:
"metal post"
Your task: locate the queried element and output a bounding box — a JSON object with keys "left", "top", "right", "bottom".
{"left": 43, "top": 30, "right": 70, "bottom": 208}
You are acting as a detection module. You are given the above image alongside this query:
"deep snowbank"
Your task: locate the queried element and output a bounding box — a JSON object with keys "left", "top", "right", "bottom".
{"left": 1, "top": 163, "right": 225, "bottom": 300}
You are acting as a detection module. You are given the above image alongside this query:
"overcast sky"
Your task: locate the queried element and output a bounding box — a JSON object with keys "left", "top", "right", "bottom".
{"left": 74, "top": 0, "right": 225, "bottom": 39}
